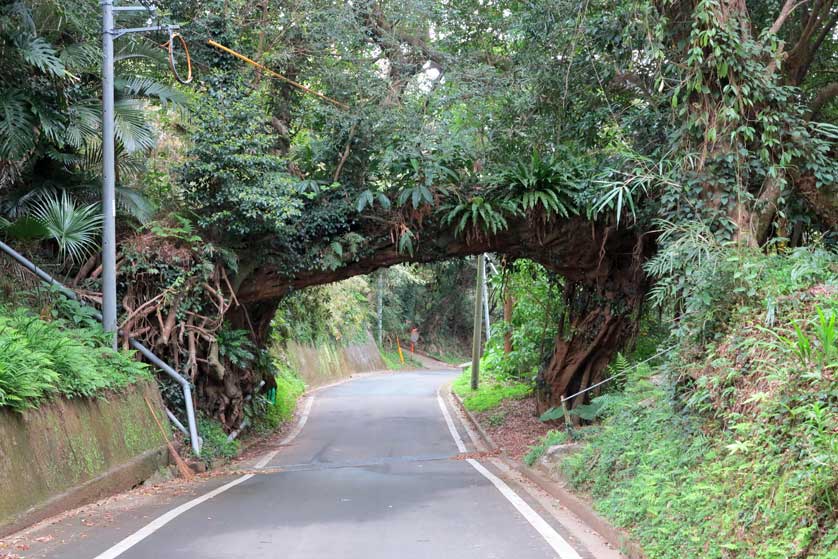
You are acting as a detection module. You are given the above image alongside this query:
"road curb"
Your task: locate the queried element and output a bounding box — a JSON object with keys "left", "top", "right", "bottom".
{"left": 448, "top": 388, "right": 644, "bottom": 559}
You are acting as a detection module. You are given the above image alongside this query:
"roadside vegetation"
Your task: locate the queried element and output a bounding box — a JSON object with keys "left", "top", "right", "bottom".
{"left": 463, "top": 247, "right": 837, "bottom": 558}
{"left": 0, "top": 296, "right": 150, "bottom": 411}
{"left": 1, "top": 1, "right": 837, "bottom": 552}
{"left": 453, "top": 369, "right": 531, "bottom": 413}
{"left": 557, "top": 248, "right": 838, "bottom": 559}
{"left": 380, "top": 349, "right": 423, "bottom": 370}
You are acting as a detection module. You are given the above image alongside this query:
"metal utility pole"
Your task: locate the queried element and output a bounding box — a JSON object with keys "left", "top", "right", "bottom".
{"left": 377, "top": 270, "right": 384, "bottom": 347}
{"left": 101, "top": 1, "right": 117, "bottom": 348}
{"left": 481, "top": 254, "right": 490, "bottom": 341}
{"left": 471, "top": 254, "right": 484, "bottom": 390}
{"left": 101, "top": 2, "right": 177, "bottom": 348}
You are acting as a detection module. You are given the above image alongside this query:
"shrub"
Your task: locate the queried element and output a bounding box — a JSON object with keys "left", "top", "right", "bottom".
{"left": 196, "top": 416, "right": 240, "bottom": 462}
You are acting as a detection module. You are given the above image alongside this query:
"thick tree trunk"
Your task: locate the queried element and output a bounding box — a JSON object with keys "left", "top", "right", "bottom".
{"left": 535, "top": 296, "right": 640, "bottom": 414}
{"left": 234, "top": 216, "right": 653, "bottom": 424}
{"left": 116, "top": 215, "right": 652, "bottom": 431}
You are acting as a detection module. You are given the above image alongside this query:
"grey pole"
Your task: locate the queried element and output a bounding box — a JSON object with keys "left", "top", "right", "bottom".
{"left": 101, "top": 0, "right": 118, "bottom": 349}
{"left": 481, "top": 254, "right": 490, "bottom": 341}
{"left": 377, "top": 270, "right": 384, "bottom": 347}
{"left": 471, "top": 254, "right": 484, "bottom": 390}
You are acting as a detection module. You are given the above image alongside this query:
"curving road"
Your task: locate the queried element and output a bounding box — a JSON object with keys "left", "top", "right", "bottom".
{"left": 13, "top": 370, "right": 621, "bottom": 559}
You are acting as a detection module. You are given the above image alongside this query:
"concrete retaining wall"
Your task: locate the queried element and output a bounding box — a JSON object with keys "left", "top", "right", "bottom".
{"left": 0, "top": 382, "right": 170, "bottom": 537}
{"left": 286, "top": 333, "right": 385, "bottom": 388}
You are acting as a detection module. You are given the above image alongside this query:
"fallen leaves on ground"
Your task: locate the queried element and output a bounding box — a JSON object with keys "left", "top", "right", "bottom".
{"left": 475, "top": 396, "right": 552, "bottom": 461}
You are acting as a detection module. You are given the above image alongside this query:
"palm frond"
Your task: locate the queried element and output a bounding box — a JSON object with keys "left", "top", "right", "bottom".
{"left": 59, "top": 42, "right": 99, "bottom": 73}
{"left": 115, "top": 41, "right": 169, "bottom": 66}
{"left": 63, "top": 101, "right": 100, "bottom": 150}
{"left": 31, "top": 191, "right": 102, "bottom": 263}
{"left": 115, "top": 186, "right": 155, "bottom": 222}
{"left": 113, "top": 99, "right": 156, "bottom": 153}
{"left": 117, "top": 77, "right": 188, "bottom": 107}
{"left": 0, "top": 91, "right": 35, "bottom": 159}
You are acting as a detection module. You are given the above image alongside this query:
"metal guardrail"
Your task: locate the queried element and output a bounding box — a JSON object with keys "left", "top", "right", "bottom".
{"left": 0, "top": 239, "right": 202, "bottom": 455}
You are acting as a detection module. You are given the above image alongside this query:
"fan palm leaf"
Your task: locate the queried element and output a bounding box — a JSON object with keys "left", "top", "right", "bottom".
{"left": 31, "top": 191, "right": 102, "bottom": 263}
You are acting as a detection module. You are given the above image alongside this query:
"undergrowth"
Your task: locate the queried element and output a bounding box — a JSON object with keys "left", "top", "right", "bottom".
{"left": 556, "top": 247, "right": 838, "bottom": 559}
{"left": 380, "top": 348, "right": 423, "bottom": 370}
{"left": 523, "top": 430, "right": 568, "bottom": 466}
{"left": 257, "top": 363, "right": 306, "bottom": 431}
{"left": 452, "top": 367, "right": 531, "bottom": 412}
{"left": 196, "top": 416, "right": 240, "bottom": 463}
{"left": 0, "top": 304, "right": 151, "bottom": 411}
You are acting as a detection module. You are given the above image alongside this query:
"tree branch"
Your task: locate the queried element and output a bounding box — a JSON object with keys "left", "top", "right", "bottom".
{"left": 807, "top": 81, "right": 838, "bottom": 119}
{"left": 333, "top": 122, "right": 357, "bottom": 183}
{"left": 769, "top": 0, "right": 806, "bottom": 35}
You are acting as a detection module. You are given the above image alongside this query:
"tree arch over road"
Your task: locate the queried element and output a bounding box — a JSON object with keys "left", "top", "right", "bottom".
{"left": 233, "top": 216, "right": 652, "bottom": 415}
{"left": 69, "top": 0, "right": 834, "bottom": 430}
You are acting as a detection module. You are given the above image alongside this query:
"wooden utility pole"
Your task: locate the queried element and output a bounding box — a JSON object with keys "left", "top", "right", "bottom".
{"left": 471, "top": 254, "right": 484, "bottom": 390}
{"left": 503, "top": 289, "right": 514, "bottom": 354}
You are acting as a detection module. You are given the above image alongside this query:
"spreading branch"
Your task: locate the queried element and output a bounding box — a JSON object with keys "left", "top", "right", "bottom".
{"left": 807, "top": 81, "right": 838, "bottom": 119}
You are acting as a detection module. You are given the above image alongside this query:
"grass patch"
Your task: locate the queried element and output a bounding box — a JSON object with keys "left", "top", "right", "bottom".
{"left": 260, "top": 369, "right": 306, "bottom": 431}
{"left": 452, "top": 368, "right": 531, "bottom": 412}
{"left": 433, "top": 350, "right": 469, "bottom": 366}
{"left": 253, "top": 356, "right": 307, "bottom": 434}
{"left": 380, "top": 348, "right": 423, "bottom": 370}
{"left": 195, "top": 416, "right": 240, "bottom": 463}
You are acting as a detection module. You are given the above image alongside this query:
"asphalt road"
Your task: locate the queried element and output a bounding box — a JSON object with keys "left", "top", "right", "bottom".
{"left": 14, "top": 370, "right": 616, "bottom": 559}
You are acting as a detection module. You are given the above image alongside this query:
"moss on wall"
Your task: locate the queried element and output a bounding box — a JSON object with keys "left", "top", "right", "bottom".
{"left": 285, "top": 333, "right": 385, "bottom": 388}
{"left": 0, "top": 382, "right": 169, "bottom": 530}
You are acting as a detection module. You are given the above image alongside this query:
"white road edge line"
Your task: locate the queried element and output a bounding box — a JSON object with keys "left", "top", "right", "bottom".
{"left": 436, "top": 389, "right": 467, "bottom": 453}
{"left": 436, "top": 387, "right": 581, "bottom": 559}
{"left": 255, "top": 394, "right": 315, "bottom": 469}
{"left": 91, "top": 394, "right": 316, "bottom": 559}
{"left": 90, "top": 474, "right": 255, "bottom": 559}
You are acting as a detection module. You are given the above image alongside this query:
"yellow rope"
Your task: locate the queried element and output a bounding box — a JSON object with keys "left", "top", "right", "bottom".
{"left": 206, "top": 39, "right": 349, "bottom": 110}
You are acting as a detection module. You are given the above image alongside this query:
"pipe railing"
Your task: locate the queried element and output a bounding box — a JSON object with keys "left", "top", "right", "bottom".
{"left": 0, "top": 239, "right": 202, "bottom": 455}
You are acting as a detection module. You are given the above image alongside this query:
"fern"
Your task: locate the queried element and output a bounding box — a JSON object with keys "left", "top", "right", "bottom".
{"left": 503, "top": 150, "right": 577, "bottom": 218}
{"left": 216, "top": 328, "right": 257, "bottom": 369}
{"left": 608, "top": 352, "right": 631, "bottom": 377}
{"left": 0, "top": 305, "right": 150, "bottom": 411}
{"left": 443, "top": 196, "right": 516, "bottom": 238}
